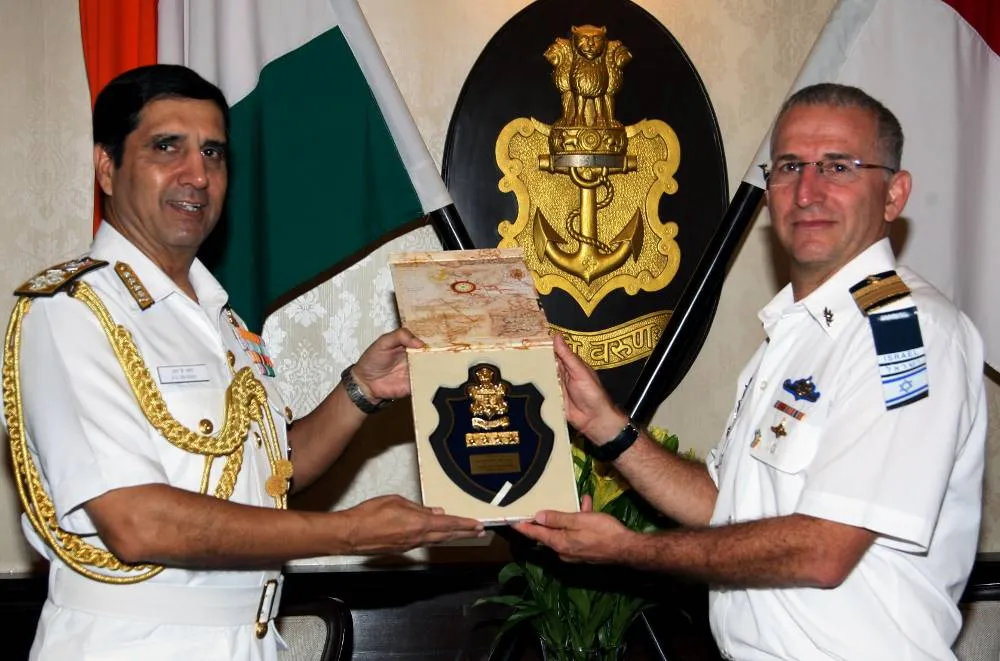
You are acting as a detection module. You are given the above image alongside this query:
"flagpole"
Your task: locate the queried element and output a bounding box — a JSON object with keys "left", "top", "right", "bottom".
{"left": 626, "top": 181, "right": 765, "bottom": 425}
{"left": 429, "top": 204, "right": 475, "bottom": 250}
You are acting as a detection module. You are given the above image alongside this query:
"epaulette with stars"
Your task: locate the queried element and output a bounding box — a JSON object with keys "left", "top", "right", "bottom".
{"left": 13, "top": 257, "right": 108, "bottom": 297}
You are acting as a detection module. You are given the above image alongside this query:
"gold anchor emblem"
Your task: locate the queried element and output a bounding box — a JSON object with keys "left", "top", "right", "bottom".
{"left": 496, "top": 25, "right": 682, "bottom": 318}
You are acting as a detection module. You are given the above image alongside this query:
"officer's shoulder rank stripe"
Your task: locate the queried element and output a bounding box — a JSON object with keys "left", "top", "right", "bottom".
{"left": 850, "top": 270, "right": 911, "bottom": 315}
{"left": 114, "top": 262, "right": 155, "bottom": 310}
{"left": 868, "top": 305, "right": 929, "bottom": 410}
{"left": 13, "top": 257, "right": 108, "bottom": 297}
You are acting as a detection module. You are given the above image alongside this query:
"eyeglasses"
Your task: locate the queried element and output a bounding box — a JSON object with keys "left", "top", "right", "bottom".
{"left": 760, "top": 159, "right": 898, "bottom": 187}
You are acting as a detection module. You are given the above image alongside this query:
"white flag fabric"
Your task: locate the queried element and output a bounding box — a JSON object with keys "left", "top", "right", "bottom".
{"left": 744, "top": 0, "right": 1000, "bottom": 367}
{"left": 156, "top": 0, "right": 451, "bottom": 329}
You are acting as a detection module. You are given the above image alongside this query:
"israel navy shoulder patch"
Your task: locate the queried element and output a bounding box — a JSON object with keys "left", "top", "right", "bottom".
{"left": 13, "top": 257, "right": 108, "bottom": 297}
{"left": 867, "top": 306, "right": 928, "bottom": 410}
{"left": 850, "top": 271, "right": 927, "bottom": 409}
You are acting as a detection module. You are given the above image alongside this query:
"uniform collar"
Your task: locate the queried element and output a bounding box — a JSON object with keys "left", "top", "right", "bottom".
{"left": 759, "top": 238, "right": 897, "bottom": 339}
{"left": 89, "top": 221, "right": 229, "bottom": 317}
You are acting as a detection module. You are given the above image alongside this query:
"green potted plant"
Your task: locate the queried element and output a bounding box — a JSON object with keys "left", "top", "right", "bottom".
{"left": 477, "top": 426, "right": 683, "bottom": 661}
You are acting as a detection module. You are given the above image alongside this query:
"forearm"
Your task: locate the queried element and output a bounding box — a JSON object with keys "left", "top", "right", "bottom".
{"left": 87, "top": 484, "right": 363, "bottom": 567}
{"left": 612, "top": 433, "right": 718, "bottom": 526}
{"left": 620, "top": 514, "right": 875, "bottom": 589}
{"left": 286, "top": 383, "right": 367, "bottom": 490}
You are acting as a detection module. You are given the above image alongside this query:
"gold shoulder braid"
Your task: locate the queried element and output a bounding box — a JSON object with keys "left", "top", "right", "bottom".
{"left": 3, "top": 281, "right": 292, "bottom": 584}
{"left": 849, "top": 270, "right": 911, "bottom": 315}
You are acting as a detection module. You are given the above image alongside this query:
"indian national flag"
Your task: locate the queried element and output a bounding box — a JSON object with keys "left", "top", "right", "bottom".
{"left": 81, "top": 0, "right": 452, "bottom": 331}
{"left": 743, "top": 0, "right": 1000, "bottom": 366}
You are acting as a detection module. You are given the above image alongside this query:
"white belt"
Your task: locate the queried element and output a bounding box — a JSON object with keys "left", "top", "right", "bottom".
{"left": 50, "top": 566, "right": 283, "bottom": 635}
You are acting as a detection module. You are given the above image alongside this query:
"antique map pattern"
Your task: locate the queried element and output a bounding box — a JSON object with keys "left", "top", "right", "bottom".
{"left": 389, "top": 249, "right": 551, "bottom": 349}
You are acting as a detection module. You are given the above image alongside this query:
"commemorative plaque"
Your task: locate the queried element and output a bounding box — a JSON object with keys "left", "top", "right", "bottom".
{"left": 389, "top": 248, "right": 580, "bottom": 524}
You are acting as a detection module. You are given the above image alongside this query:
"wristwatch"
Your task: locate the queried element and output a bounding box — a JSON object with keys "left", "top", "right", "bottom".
{"left": 586, "top": 419, "right": 640, "bottom": 462}
{"left": 341, "top": 364, "right": 392, "bottom": 414}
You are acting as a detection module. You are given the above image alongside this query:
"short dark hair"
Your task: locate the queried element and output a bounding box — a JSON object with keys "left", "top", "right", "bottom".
{"left": 93, "top": 64, "right": 229, "bottom": 167}
{"left": 771, "top": 83, "right": 904, "bottom": 170}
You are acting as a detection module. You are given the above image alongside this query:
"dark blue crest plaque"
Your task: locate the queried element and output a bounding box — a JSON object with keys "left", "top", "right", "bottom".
{"left": 428, "top": 364, "right": 554, "bottom": 507}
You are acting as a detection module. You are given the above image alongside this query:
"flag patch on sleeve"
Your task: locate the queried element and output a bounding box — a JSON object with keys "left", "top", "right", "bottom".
{"left": 868, "top": 306, "right": 928, "bottom": 410}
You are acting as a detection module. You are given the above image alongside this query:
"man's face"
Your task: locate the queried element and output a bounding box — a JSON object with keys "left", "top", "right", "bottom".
{"left": 766, "top": 104, "right": 910, "bottom": 296}
{"left": 95, "top": 98, "right": 227, "bottom": 267}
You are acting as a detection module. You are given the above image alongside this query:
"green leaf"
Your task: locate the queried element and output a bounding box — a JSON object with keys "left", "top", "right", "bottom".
{"left": 566, "top": 586, "right": 592, "bottom": 621}
{"left": 497, "top": 561, "right": 525, "bottom": 585}
{"left": 473, "top": 594, "right": 531, "bottom": 608}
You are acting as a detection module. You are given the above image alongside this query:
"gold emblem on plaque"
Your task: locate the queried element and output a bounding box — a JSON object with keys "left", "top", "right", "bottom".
{"left": 466, "top": 365, "right": 519, "bottom": 446}
{"left": 496, "top": 25, "right": 681, "bottom": 321}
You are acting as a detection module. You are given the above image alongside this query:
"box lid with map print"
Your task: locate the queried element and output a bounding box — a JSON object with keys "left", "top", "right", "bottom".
{"left": 389, "top": 248, "right": 579, "bottom": 525}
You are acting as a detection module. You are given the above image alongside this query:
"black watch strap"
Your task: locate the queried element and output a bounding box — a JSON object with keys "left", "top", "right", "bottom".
{"left": 341, "top": 364, "right": 392, "bottom": 414}
{"left": 587, "top": 420, "right": 640, "bottom": 462}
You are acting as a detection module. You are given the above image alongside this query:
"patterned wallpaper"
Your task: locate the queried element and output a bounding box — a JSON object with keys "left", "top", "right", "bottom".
{"left": 0, "top": 0, "right": 997, "bottom": 573}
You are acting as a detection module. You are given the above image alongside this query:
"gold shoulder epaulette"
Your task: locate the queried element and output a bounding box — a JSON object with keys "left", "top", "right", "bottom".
{"left": 13, "top": 257, "right": 108, "bottom": 297}
{"left": 114, "top": 262, "right": 155, "bottom": 310}
{"left": 849, "top": 270, "right": 911, "bottom": 315}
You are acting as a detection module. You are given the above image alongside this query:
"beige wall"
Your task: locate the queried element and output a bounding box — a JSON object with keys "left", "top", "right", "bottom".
{"left": 0, "top": 0, "right": 997, "bottom": 573}
{"left": 0, "top": 0, "right": 95, "bottom": 572}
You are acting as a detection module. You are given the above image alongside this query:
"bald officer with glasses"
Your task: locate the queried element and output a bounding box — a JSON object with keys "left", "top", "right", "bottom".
{"left": 516, "top": 83, "right": 987, "bottom": 660}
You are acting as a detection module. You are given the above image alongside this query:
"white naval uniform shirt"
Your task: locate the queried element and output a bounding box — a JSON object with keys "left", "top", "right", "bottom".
{"left": 12, "top": 223, "right": 289, "bottom": 661}
{"left": 705, "top": 240, "right": 986, "bottom": 661}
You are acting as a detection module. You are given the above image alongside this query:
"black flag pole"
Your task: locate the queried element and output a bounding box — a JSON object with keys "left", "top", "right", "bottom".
{"left": 429, "top": 204, "right": 475, "bottom": 250}
{"left": 626, "top": 181, "right": 766, "bottom": 425}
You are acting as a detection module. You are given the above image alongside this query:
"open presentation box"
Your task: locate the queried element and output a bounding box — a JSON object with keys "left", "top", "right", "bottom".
{"left": 389, "top": 248, "right": 580, "bottom": 525}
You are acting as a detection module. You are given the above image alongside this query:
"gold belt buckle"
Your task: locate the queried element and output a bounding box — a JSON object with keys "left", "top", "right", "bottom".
{"left": 255, "top": 578, "right": 279, "bottom": 639}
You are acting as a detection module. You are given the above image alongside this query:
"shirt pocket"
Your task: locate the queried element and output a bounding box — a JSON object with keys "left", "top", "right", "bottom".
{"left": 750, "top": 398, "right": 822, "bottom": 474}
{"left": 158, "top": 385, "right": 227, "bottom": 437}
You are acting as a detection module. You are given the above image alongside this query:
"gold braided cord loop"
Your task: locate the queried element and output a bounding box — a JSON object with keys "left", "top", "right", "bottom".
{"left": 214, "top": 446, "right": 245, "bottom": 501}
{"left": 3, "top": 297, "right": 162, "bottom": 583}
{"left": 73, "top": 283, "right": 258, "bottom": 457}
{"left": 3, "top": 281, "right": 288, "bottom": 584}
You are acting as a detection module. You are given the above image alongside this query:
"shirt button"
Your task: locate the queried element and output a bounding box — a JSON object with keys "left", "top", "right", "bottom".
{"left": 759, "top": 380, "right": 768, "bottom": 391}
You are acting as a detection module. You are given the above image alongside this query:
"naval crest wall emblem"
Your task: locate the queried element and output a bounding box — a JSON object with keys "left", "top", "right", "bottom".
{"left": 441, "top": 0, "right": 728, "bottom": 404}
{"left": 497, "top": 25, "right": 681, "bottom": 317}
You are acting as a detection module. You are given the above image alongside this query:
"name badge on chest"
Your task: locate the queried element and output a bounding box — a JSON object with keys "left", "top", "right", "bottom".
{"left": 157, "top": 364, "right": 211, "bottom": 385}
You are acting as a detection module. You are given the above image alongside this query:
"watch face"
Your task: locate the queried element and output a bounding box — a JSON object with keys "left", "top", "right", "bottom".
{"left": 343, "top": 365, "right": 379, "bottom": 413}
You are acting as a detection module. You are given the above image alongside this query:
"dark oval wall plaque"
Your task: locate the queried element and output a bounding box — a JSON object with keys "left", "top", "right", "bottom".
{"left": 442, "top": 0, "right": 728, "bottom": 406}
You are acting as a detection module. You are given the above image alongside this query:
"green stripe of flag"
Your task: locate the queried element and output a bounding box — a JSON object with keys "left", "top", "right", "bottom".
{"left": 209, "top": 26, "right": 423, "bottom": 331}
